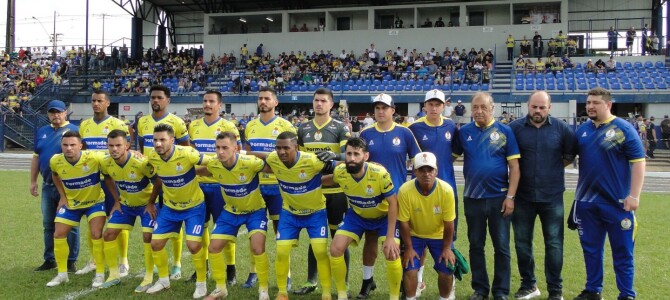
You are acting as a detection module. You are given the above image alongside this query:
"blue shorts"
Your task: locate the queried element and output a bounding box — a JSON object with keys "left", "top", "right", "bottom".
{"left": 102, "top": 182, "right": 118, "bottom": 216}
{"left": 55, "top": 203, "right": 106, "bottom": 226}
{"left": 211, "top": 209, "right": 268, "bottom": 242}
{"left": 107, "top": 204, "right": 155, "bottom": 233}
{"left": 336, "top": 208, "right": 399, "bottom": 246}
{"left": 201, "top": 183, "right": 225, "bottom": 223}
{"left": 260, "top": 184, "right": 283, "bottom": 221}
{"left": 153, "top": 202, "right": 206, "bottom": 242}
{"left": 276, "top": 209, "right": 328, "bottom": 246}
{"left": 404, "top": 236, "right": 453, "bottom": 274}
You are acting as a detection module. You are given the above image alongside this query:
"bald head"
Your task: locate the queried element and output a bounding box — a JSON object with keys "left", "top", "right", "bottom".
{"left": 527, "top": 91, "right": 551, "bottom": 125}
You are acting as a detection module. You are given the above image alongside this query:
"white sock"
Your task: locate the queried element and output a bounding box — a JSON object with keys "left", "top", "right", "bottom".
{"left": 362, "top": 265, "right": 374, "bottom": 280}
{"left": 406, "top": 297, "right": 416, "bottom": 300}
{"left": 440, "top": 297, "right": 449, "bottom": 300}
{"left": 417, "top": 265, "right": 425, "bottom": 283}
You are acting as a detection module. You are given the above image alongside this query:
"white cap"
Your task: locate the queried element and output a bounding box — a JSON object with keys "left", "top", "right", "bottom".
{"left": 414, "top": 152, "right": 437, "bottom": 169}
{"left": 457, "top": 99, "right": 462, "bottom": 103}
{"left": 424, "top": 89, "right": 446, "bottom": 103}
{"left": 372, "top": 93, "right": 394, "bottom": 107}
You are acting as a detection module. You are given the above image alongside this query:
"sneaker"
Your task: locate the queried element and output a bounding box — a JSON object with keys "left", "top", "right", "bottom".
{"left": 46, "top": 273, "right": 69, "bottom": 287}
{"left": 91, "top": 274, "right": 105, "bottom": 288}
{"left": 169, "top": 265, "right": 182, "bottom": 280}
{"left": 494, "top": 297, "right": 509, "bottom": 300}
{"left": 193, "top": 282, "right": 208, "bottom": 299}
{"left": 416, "top": 281, "right": 426, "bottom": 297}
{"left": 259, "top": 290, "right": 270, "bottom": 300}
{"left": 147, "top": 278, "right": 171, "bottom": 294}
{"left": 469, "top": 293, "right": 488, "bottom": 300}
{"left": 287, "top": 277, "right": 292, "bottom": 292}
{"left": 293, "top": 282, "right": 318, "bottom": 295}
{"left": 357, "top": 277, "right": 377, "bottom": 299}
{"left": 275, "top": 292, "right": 289, "bottom": 300}
{"left": 204, "top": 287, "right": 229, "bottom": 300}
{"left": 100, "top": 278, "right": 121, "bottom": 289}
{"left": 226, "top": 265, "right": 237, "bottom": 286}
{"left": 548, "top": 291, "right": 564, "bottom": 300}
{"left": 67, "top": 261, "right": 77, "bottom": 273}
{"left": 617, "top": 296, "right": 635, "bottom": 300}
{"left": 573, "top": 290, "right": 603, "bottom": 300}
{"left": 34, "top": 260, "right": 56, "bottom": 272}
{"left": 515, "top": 286, "right": 541, "bottom": 300}
{"left": 75, "top": 261, "right": 96, "bottom": 275}
{"left": 135, "top": 282, "right": 152, "bottom": 293}
{"left": 119, "top": 264, "right": 130, "bottom": 278}
{"left": 243, "top": 273, "right": 258, "bottom": 288}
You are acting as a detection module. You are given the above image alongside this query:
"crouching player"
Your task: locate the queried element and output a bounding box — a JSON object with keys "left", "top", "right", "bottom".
{"left": 99, "top": 129, "right": 160, "bottom": 291}
{"left": 399, "top": 152, "right": 456, "bottom": 300}
{"left": 321, "top": 137, "right": 403, "bottom": 300}
{"left": 196, "top": 132, "right": 271, "bottom": 300}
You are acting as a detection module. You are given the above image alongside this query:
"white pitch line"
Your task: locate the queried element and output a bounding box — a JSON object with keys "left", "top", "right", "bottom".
{"left": 56, "top": 287, "right": 98, "bottom": 300}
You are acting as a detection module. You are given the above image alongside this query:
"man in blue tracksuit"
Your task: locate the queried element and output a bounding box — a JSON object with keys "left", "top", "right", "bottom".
{"left": 573, "top": 88, "right": 645, "bottom": 300}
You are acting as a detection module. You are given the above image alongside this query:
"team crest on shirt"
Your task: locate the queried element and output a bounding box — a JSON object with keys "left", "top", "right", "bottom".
{"left": 314, "top": 130, "right": 323, "bottom": 141}
{"left": 239, "top": 173, "right": 247, "bottom": 182}
{"left": 176, "top": 162, "right": 183, "bottom": 171}
{"left": 103, "top": 126, "right": 109, "bottom": 134}
{"left": 129, "top": 171, "right": 136, "bottom": 179}
{"left": 490, "top": 131, "right": 500, "bottom": 141}
{"left": 445, "top": 132, "right": 452, "bottom": 141}
{"left": 272, "top": 127, "right": 279, "bottom": 136}
{"left": 305, "top": 133, "right": 311, "bottom": 139}
{"left": 82, "top": 163, "right": 89, "bottom": 172}
{"left": 605, "top": 129, "right": 616, "bottom": 140}
{"left": 299, "top": 170, "right": 307, "bottom": 179}
{"left": 366, "top": 185, "right": 374, "bottom": 195}
{"left": 215, "top": 129, "right": 221, "bottom": 136}
{"left": 433, "top": 205, "right": 441, "bottom": 214}
{"left": 621, "top": 218, "right": 632, "bottom": 230}
{"left": 392, "top": 137, "right": 401, "bottom": 146}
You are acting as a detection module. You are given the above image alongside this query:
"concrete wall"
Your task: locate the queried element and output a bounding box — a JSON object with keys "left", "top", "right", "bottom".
{"left": 568, "top": 0, "right": 652, "bottom": 32}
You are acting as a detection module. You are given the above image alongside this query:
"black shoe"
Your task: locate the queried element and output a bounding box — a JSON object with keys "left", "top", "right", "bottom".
{"left": 186, "top": 271, "right": 197, "bottom": 283}
{"left": 469, "top": 293, "right": 489, "bottom": 300}
{"left": 548, "top": 291, "right": 564, "bottom": 300}
{"left": 226, "top": 265, "right": 237, "bottom": 286}
{"left": 67, "top": 261, "right": 77, "bottom": 273}
{"left": 573, "top": 290, "right": 603, "bottom": 300}
{"left": 617, "top": 297, "right": 635, "bottom": 300}
{"left": 514, "top": 286, "right": 541, "bottom": 299}
{"left": 293, "top": 282, "right": 317, "bottom": 295}
{"left": 357, "top": 277, "right": 376, "bottom": 299}
{"left": 34, "top": 261, "right": 56, "bottom": 272}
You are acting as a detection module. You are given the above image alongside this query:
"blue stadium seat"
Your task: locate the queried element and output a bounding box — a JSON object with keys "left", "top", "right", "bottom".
{"left": 389, "top": 80, "right": 397, "bottom": 86}
{"left": 367, "top": 85, "right": 376, "bottom": 92}
{"left": 299, "top": 85, "right": 308, "bottom": 92}
{"left": 656, "top": 61, "right": 665, "bottom": 68}
{"left": 578, "top": 83, "right": 588, "bottom": 90}
{"left": 644, "top": 61, "right": 654, "bottom": 69}
{"left": 644, "top": 83, "right": 655, "bottom": 89}
{"left": 350, "top": 85, "right": 359, "bottom": 91}
{"left": 516, "top": 83, "right": 524, "bottom": 90}
{"left": 452, "top": 84, "right": 460, "bottom": 90}
{"left": 386, "top": 85, "right": 394, "bottom": 91}
{"left": 657, "top": 82, "right": 667, "bottom": 89}
{"left": 398, "top": 80, "right": 406, "bottom": 86}
{"left": 423, "top": 84, "right": 431, "bottom": 91}
{"left": 470, "top": 84, "right": 480, "bottom": 91}
{"left": 403, "top": 85, "right": 412, "bottom": 91}
{"left": 611, "top": 83, "right": 621, "bottom": 90}
{"left": 525, "top": 83, "right": 534, "bottom": 90}
{"left": 556, "top": 83, "right": 565, "bottom": 90}
{"left": 459, "top": 84, "right": 468, "bottom": 91}
{"left": 414, "top": 85, "right": 424, "bottom": 91}
{"left": 359, "top": 85, "right": 368, "bottom": 91}
{"left": 394, "top": 85, "right": 403, "bottom": 92}
{"left": 622, "top": 83, "right": 632, "bottom": 90}
{"left": 546, "top": 83, "right": 555, "bottom": 90}
{"left": 624, "top": 62, "right": 633, "bottom": 70}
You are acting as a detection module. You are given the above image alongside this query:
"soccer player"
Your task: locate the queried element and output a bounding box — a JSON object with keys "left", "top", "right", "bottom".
{"left": 99, "top": 129, "right": 159, "bottom": 291}
{"left": 263, "top": 131, "right": 335, "bottom": 300}
{"left": 408, "top": 89, "right": 459, "bottom": 298}
{"left": 398, "top": 152, "right": 457, "bottom": 300}
{"left": 295, "top": 87, "right": 351, "bottom": 295}
{"left": 31, "top": 100, "right": 80, "bottom": 273}
{"left": 78, "top": 90, "right": 131, "bottom": 277}
{"left": 145, "top": 124, "right": 210, "bottom": 298}
{"left": 188, "top": 90, "right": 240, "bottom": 284}
{"left": 322, "top": 137, "right": 402, "bottom": 300}
{"left": 358, "top": 93, "right": 421, "bottom": 298}
{"left": 136, "top": 85, "right": 190, "bottom": 280}
{"left": 244, "top": 86, "right": 296, "bottom": 289}
{"left": 46, "top": 131, "right": 114, "bottom": 288}
{"left": 196, "top": 132, "right": 271, "bottom": 300}
{"left": 453, "top": 92, "right": 520, "bottom": 300}
{"left": 573, "top": 88, "right": 645, "bottom": 300}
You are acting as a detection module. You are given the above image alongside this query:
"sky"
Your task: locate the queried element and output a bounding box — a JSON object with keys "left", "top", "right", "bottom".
{"left": 0, "top": 0, "right": 132, "bottom": 50}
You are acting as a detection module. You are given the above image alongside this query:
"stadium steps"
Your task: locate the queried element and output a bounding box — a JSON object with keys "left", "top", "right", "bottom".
{"left": 492, "top": 61, "right": 513, "bottom": 92}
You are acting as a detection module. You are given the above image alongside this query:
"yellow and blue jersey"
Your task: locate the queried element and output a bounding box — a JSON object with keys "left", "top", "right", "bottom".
{"left": 79, "top": 116, "right": 129, "bottom": 151}
{"left": 206, "top": 154, "right": 266, "bottom": 214}
{"left": 189, "top": 117, "right": 241, "bottom": 184}
{"left": 408, "top": 116, "right": 459, "bottom": 195}
{"left": 360, "top": 123, "right": 421, "bottom": 194}
{"left": 453, "top": 119, "right": 520, "bottom": 199}
{"left": 244, "top": 116, "right": 296, "bottom": 185}
{"left": 298, "top": 117, "right": 351, "bottom": 194}
{"left": 49, "top": 150, "right": 105, "bottom": 209}
{"left": 397, "top": 178, "right": 456, "bottom": 239}
{"left": 575, "top": 116, "right": 645, "bottom": 206}
{"left": 148, "top": 145, "right": 208, "bottom": 210}
{"left": 332, "top": 162, "right": 394, "bottom": 219}
{"left": 100, "top": 153, "right": 156, "bottom": 207}
{"left": 137, "top": 113, "right": 189, "bottom": 155}
{"left": 265, "top": 151, "right": 326, "bottom": 215}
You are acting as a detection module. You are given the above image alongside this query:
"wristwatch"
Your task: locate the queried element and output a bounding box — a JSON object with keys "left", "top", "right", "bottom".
{"left": 505, "top": 195, "right": 515, "bottom": 200}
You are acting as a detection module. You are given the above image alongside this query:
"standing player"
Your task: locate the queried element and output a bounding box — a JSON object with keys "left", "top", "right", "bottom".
{"left": 573, "top": 88, "right": 645, "bottom": 300}
{"left": 244, "top": 86, "right": 296, "bottom": 289}
{"left": 98, "top": 129, "right": 159, "bottom": 291}
{"left": 46, "top": 131, "right": 113, "bottom": 288}
{"left": 136, "top": 85, "right": 190, "bottom": 280}
{"left": 322, "top": 137, "right": 402, "bottom": 300}
{"left": 78, "top": 90, "right": 131, "bottom": 277}
{"left": 188, "top": 90, "right": 240, "bottom": 284}
{"left": 197, "top": 132, "right": 271, "bottom": 300}
{"left": 358, "top": 93, "right": 421, "bottom": 298}
{"left": 408, "top": 90, "right": 459, "bottom": 298}
{"left": 398, "top": 152, "right": 457, "bottom": 300}
{"left": 145, "top": 124, "right": 210, "bottom": 298}
{"left": 263, "top": 131, "right": 335, "bottom": 300}
{"left": 295, "top": 87, "right": 351, "bottom": 296}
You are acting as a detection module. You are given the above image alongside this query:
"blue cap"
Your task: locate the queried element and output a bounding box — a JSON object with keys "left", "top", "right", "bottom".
{"left": 47, "top": 100, "right": 66, "bottom": 112}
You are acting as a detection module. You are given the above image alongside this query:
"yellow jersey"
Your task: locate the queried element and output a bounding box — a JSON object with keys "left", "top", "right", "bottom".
{"left": 50, "top": 151, "right": 105, "bottom": 209}
{"left": 80, "top": 116, "right": 129, "bottom": 151}
{"left": 332, "top": 162, "right": 394, "bottom": 219}
{"left": 137, "top": 113, "right": 189, "bottom": 155}
{"left": 266, "top": 151, "right": 326, "bottom": 215}
{"left": 397, "top": 178, "right": 456, "bottom": 239}
{"left": 189, "top": 117, "right": 240, "bottom": 184}
{"left": 206, "top": 154, "right": 266, "bottom": 214}
{"left": 244, "top": 116, "right": 296, "bottom": 185}
{"left": 100, "top": 153, "right": 156, "bottom": 207}
{"left": 148, "top": 145, "right": 208, "bottom": 210}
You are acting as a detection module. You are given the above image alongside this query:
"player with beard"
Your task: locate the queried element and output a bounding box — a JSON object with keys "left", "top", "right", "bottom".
{"left": 321, "top": 137, "right": 403, "bottom": 300}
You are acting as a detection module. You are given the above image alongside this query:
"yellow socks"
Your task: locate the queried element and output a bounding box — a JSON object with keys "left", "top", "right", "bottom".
{"left": 91, "top": 238, "right": 105, "bottom": 274}
{"left": 192, "top": 247, "right": 207, "bottom": 282}
{"left": 275, "top": 243, "right": 292, "bottom": 294}
{"left": 171, "top": 229, "right": 183, "bottom": 267}
{"left": 254, "top": 252, "right": 269, "bottom": 290}
{"left": 142, "top": 243, "right": 154, "bottom": 283}
{"left": 311, "top": 241, "right": 332, "bottom": 295}
{"left": 153, "top": 248, "right": 169, "bottom": 278}
{"left": 387, "top": 258, "right": 403, "bottom": 299}
{"left": 223, "top": 241, "right": 236, "bottom": 266}
{"left": 249, "top": 243, "right": 257, "bottom": 273}
{"left": 202, "top": 229, "right": 210, "bottom": 260}
{"left": 118, "top": 230, "right": 129, "bottom": 265}
{"left": 330, "top": 255, "right": 347, "bottom": 298}
{"left": 209, "top": 251, "right": 227, "bottom": 288}
{"left": 54, "top": 237, "right": 69, "bottom": 273}
{"left": 104, "top": 240, "right": 120, "bottom": 279}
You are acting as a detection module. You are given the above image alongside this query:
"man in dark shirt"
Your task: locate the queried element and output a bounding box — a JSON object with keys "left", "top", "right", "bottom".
{"left": 508, "top": 91, "right": 576, "bottom": 300}
{"left": 434, "top": 17, "right": 445, "bottom": 27}
{"left": 351, "top": 117, "right": 362, "bottom": 137}
{"left": 533, "top": 31, "right": 543, "bottom": 58}
{"left": 646, "top": 117, "right": 657, "bottom": 158}
{"left": 453, "top": 100, "right": 467, "bottom": 128}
